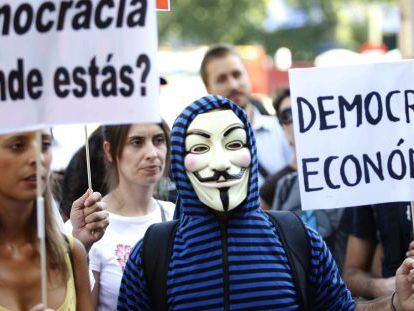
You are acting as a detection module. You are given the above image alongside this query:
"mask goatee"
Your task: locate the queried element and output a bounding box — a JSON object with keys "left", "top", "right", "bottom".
{"left": 219, "top": 187, "right": 230, "bottom": 211}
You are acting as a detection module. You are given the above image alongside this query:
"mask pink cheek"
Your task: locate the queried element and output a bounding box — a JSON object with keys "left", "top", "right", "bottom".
{"left": 233, "top": 150, "right": 251, "bottom": 167}
{"left": 184, "top": 155, "right": 198, "bottom": 172}
{"left": 241, "top": 153, "right": 252, "bottom": 167}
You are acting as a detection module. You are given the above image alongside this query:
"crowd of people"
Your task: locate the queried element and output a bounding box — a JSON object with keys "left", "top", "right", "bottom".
{"left": 1, "top": 43, "right": 414, "bottom": 310}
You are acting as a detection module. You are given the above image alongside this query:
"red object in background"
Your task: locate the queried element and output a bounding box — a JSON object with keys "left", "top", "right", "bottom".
{"left": 268, "top": 62, "right": 313, "bottom": 96}
{"left": 360, "top": 42, "right": 388, "bottom": 53}
{"left": 156, "top": 0, "right": 171, "bottom": 11}
{"left": 236, "top": 45, "right": 313, "bottom": 97}
{"left": 236, "top": 46, "right": 269, "bottom": 95}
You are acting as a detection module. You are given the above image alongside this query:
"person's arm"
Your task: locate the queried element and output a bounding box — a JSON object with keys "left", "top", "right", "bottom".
{"left": 306, "top": 229, "right": 414, "bottom": 310}
{"left": 343, "top": 235, "right": 395, "bottom": 298}
{"left": 306, "top": 228, "right": 356, "bottom": 310}
{"left": 91, "top": 271, "right": 100, "bottom": 309}
{"left": 117, "top": 240, "right": 151, "bottom": 311}
{"left": 355, "top": 257, "right": 414, "bottom": 311}
{"left": 73, "top": 238, "right": 93, "bottom": 311}
{"left": 354, "top": 295, "right": 393, "bottom": 310}
{"left": 70, "top": 190, "right": 109, "bottom": 252}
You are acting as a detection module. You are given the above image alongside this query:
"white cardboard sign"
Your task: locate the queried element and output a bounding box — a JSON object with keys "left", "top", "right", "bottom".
{"left": 0, "top": 0, "right": 159, "bottom": 134}
{"left": 289, "top": 60, "right": 414, "bottom": 210}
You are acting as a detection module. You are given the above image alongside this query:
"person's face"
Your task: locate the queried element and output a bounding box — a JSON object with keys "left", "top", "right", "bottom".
{"left": 115, "top": 124, "right": 167, "bottom": 187}
{"left": 184, "top": 110, "right": 251, "bottom": 212}
{"left": 278, "top": 97, "right": 295, "bottom": 148}
{"left": 0, "top": 130, "right": 52, "bottom": 203}
{"left": 205, "top": 54, "right": 252, "bottom": 109}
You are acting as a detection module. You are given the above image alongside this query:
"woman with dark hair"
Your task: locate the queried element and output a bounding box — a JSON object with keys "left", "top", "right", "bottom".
{"left": 0, "top": 129, "right": 92, "bottom": 310}
{"left": 59, "top": 127, "right": 107, "bottom": 220}
{"left": 89, "top": 122, "right": 175, "bottom": 310}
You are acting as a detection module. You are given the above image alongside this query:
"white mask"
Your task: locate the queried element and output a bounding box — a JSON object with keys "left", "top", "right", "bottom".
{"left": 184, "top": 110, "right": 251, "bottom": 212}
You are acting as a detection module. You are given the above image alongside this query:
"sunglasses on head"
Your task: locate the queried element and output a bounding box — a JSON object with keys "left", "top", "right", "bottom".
{"left": 279, "top": 107, "right": 292, "bottom": 125}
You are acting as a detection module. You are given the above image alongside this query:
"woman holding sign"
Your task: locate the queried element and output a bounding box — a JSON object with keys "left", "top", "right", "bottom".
{"left": 0, "top": 129, "right": 92, "bottom": 310}
{"left": 89, "top": 122, "right": 175, "bottom": 310}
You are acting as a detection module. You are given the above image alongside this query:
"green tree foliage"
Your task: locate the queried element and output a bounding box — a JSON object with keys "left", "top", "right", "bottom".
{"left": 282, "top": 0, "right": 397, "bottom": 60}
{"left": 157, "top": 0, "right": 339, "bottom": 59}
{"left": 263, "top": 24, "right": 334, "bottom": 61}
{"left": 158, "top": 0, "right": 269, "bottom": 45}
{"left": 158, "top": 0, "right": 397, "bottom": 61}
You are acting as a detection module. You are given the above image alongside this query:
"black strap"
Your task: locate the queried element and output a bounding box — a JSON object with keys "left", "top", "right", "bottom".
{"left": 273, "top": 172, "right": 298, "bottom": 210}
{"left": 409, "top": 204, "right": 414, "bottom": 241}
{"left": 266, "top": 210, "right": 310, "bottom": 311}
{"left": 257, "top": 161, "right": 269, "bottom": 179}
{"left": 142, "top": 220, "right": 179, "bottom": 311}
{"left": 251, "top": 98, "right": 271, "bottom": 115}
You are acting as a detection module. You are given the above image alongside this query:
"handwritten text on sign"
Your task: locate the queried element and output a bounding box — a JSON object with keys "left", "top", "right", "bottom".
{"left": 289, "top": 60, "right": 414, "bottom": 210}
{"left": 0, "top": 0, "right": 159, "bottom": 133}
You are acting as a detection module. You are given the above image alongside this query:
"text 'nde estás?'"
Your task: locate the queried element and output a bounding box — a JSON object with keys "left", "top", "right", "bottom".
{"left": 0, "top": 55, "right": 151, "bottom": 101}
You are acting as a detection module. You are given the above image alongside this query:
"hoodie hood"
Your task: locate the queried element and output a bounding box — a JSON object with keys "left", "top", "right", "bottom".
{"left": 171, "top": 95, "right": 260, "bottom": 219}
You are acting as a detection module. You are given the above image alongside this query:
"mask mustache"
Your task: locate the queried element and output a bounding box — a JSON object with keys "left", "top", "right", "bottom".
{"left": 194, "top": 167, "right": 246, "bottom": 182}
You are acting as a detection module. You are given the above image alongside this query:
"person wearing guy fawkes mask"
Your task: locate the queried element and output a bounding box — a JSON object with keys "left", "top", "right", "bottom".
{"left": 118, "top": 95, "right": 414, "bottom": 311}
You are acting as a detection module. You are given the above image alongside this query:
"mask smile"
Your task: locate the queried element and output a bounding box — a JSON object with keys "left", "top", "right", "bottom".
{"left": 193, "top": 167, "right": 246, "bottom": 183}
{"left": 193, "top": 167, "right": 246, "bottom": 189}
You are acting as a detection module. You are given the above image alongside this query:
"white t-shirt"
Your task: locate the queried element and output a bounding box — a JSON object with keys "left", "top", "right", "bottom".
{"left": 89, "top": 199, "right": 175, "bottom": 311}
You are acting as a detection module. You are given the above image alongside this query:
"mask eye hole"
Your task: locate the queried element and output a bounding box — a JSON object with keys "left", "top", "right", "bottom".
{"left": 226, "top": 141, "right": 244, "bottom": 150}
{"left": 190, "top": 144, "right": 210, "bottom": 154}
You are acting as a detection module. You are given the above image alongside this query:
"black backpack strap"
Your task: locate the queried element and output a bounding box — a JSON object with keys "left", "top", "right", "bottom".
{"left": 273, "top": 172, "right": 298, "bottom": 211}
{"left": 266, "top": 210, "right": 310, "bottom": 311}
{"left": 257, "top": 161, "right": 269, "bottom": 180}
{"left": 142, "top": 220, "right": 179, "bottom": 311}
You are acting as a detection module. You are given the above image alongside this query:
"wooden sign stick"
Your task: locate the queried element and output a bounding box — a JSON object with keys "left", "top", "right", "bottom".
{"left": 35, "top": 131, "right": 47, "bottom": 307}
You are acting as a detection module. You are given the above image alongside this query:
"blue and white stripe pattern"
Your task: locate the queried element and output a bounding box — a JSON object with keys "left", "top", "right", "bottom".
{"left": 118, "top": 95, "right": 355, "bottom": 310}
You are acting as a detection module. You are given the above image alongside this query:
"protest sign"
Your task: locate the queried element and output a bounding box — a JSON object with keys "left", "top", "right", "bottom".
{"left": 156, "top": 0, "right": 171, "bottom": 11}
{"left": 0, "top": 0, "right": 159, "bottom": 134}
{"left": 289, "top": 60, "right": 414, "bottom": 210}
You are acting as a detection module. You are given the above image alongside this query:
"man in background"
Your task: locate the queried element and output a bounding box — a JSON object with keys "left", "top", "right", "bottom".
{"left": 200, "top": 43, "right": 291, "bottom": 185}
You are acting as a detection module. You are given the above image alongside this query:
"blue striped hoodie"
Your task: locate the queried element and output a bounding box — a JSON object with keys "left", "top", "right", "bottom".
{"left": 118, "top": 95, "right": 355, "bottom": 310}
